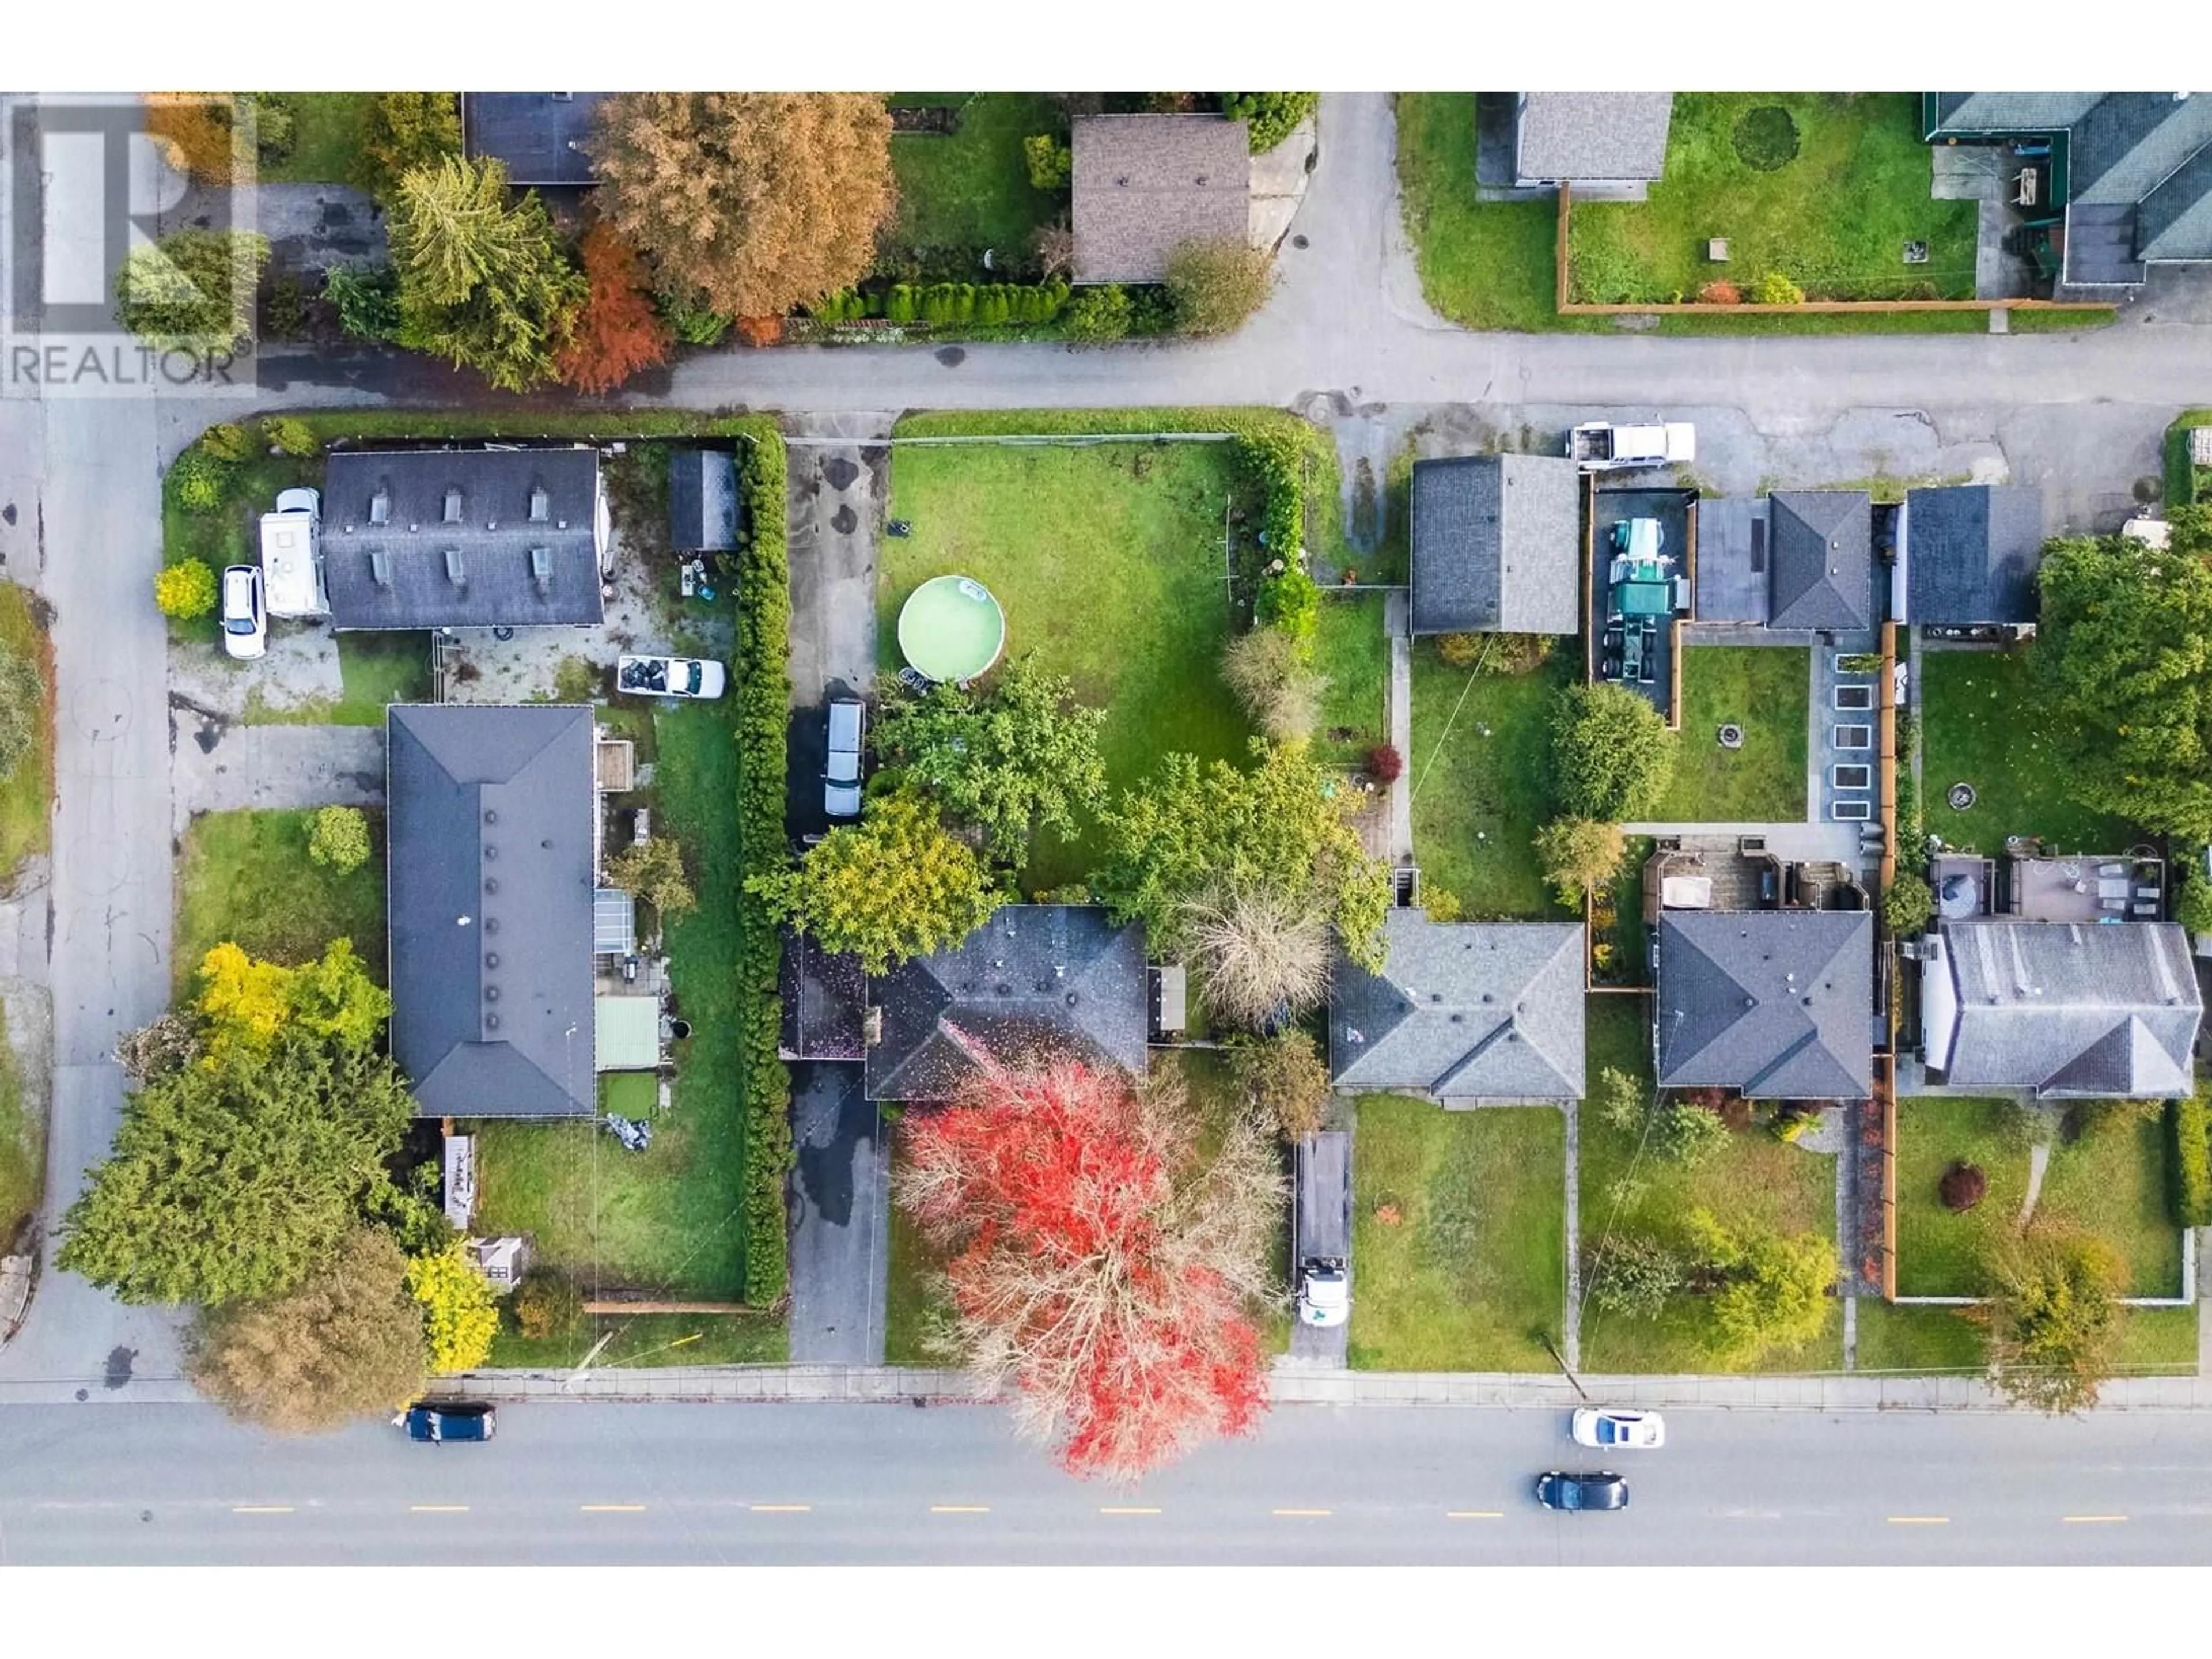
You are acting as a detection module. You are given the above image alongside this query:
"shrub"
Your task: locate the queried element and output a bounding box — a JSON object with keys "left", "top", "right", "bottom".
{"left": 1939, "top": 1161, "right": 1987, "bottom": 1213}
{"left": 262, "top": 275, "right": 312, "bottom": 340}
{"left": 168, "top": 447, "right": 230, "bottom": 513}
{"left": 406, "top": 1244, "right": 499, "bottom": 1374}
{"left": 354, "top": 92, "right": 461, "bottom": 202}
{"left": 2176, "top": 872, "right": 2212, "bottom": 935}
{"left": 606, "top": 835, "right": 698, "bottom": 922}
{"left": 1365, "top": 743, "right": 1403, "bottom": 784}
{"left": 1421, "top": 885, "right": 1463, "bottom": 923}
{"left": 1061, "top": 285, "right": 1132, "bottom": 343}
{"left": 323, "top": 263, "right": 402, "bottom": 342}
{"left": 154, "top": 559, "right": 218, "bottom": 620}
{"left": 1596, "top": 1065, "right": 1645, "bottom": 1131}
{"left": 113, "top": 229, "right": 270, "bottom": 353}
{"left": 307, "top": 806, "right": 371, "bottom": 874}
{"left": 1219, "top": 93, "right": 1319, "bottom": 153}
{"left": 1023, "top": 133, "right": 1072, "bottom": 190}
{"left": 662, "top": 291, "right": 734, "bottom": 346}
{"left": 510, "top": 1270, "right": 583, "bottom": 1341}
{"left": 1164, "top": 238, "right": 1276, "bottom": 337}
{"left": 1750, "top": 271, "right": 1805, "bottom": 306}
{"left": 2173, "top": 1090, "right": 2212, "bottom": 1227}
{"left": 1882, "top": 873, "right": 1936, "bottom": 937}
{"left": 1551, "top": 682, "right": 1679, "bottom": 821}
{"left": 1228, "top": 1029, "right": 1332, "bottom": 1141}
{"left": 1481, "top": 634, "right": 1555, "bottom": 676}
{"left": 1436, "top": 632, "right": 1481, "bottom": 669}
{"left": 260, "top": 416, "right": 318, "bottom": 459}
{"left": 1183, "top": 882, "right": 1331, "bottom": 1029}
{"left": 1590, "top": 1233, "right": 1685, "bottom": 1319}
{"left": 1256, "top": 567, "right": 1320, "bottom": 639}
{"left": 1535, "top": 816, "right": 1627, "bottom": 907}
{"left": 1221, "top": 627, "right": 1323, "bottom": 744}
{"left": 1655, "top": 1097, "right": 1732, "bottom": 1167}
{"left": 198, "top": 422, "right": 252, "bottom": 462}
{"left": 1696, "top": 279, "right": 1742, "bottom": 304}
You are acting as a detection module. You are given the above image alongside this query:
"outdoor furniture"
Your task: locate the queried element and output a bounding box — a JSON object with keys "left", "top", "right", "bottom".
{"left": 2097, "top": 877, "right": 2131, "bottom": 900}
{"left": 2132, "top": 902, "right": 2161, "bottom": 918}
{"left": 2099, "top": 862, "right": 2126, "bottom": 877}
{"left": 2100, "top": 897, "right": 2127, "bottom": 914}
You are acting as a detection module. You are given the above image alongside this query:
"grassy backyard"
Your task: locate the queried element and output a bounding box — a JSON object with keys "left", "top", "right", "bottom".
{"left": 1569, "top": 94, "right": 1978, "bottom": 305}
{"left": 0, "top": 583, "right": 54, "bottom": 882}
{"left": 882, "top": 439, "right": 1251, "bottom": 889}
{"left": 173, "top": 808, "right": 387, "bottom": 993}
{"left": 1349, "top": 1097, "right": 1565, "bottom": 1372}
{"left": 1312, "top": 593, "right": 1389, "bottom": 768}
{"left": 888, "top": 93, "right": 1065, "bottom": 265}
{"left": 1921, "top": 649, "right": 2136, "bottom": 851}
{"left": 1408, "top": 643, "right": 1570, "bottom": 921}
{"left": 1577, "top": 997, "right": 1843, "bottom": 1373}
{"left": 244, "top": 634, "right": 433, "bottom": 726}
{"left": 1652, "top": 646, "right": 1809, "bottom": 823}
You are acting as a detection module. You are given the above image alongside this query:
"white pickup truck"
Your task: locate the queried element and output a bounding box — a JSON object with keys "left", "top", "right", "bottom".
{"left": 1295, "top": 1131, "right": 1351, "bottom": 1328}
{"left": 1569, "top": 421, "right": 1697, "bottom": 472}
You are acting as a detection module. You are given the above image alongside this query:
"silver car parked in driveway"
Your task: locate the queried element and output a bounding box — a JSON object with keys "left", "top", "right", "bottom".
{"left": 825, "top": 699, "right": 865, "bottom": 818}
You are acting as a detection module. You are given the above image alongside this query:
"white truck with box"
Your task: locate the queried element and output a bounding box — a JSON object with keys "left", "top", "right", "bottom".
{"left": 1295, "top": 1130, "right": 1351, "bottom": 1328}
{"left": 1569, "top": 421, "right": 1696, "bottom": 472}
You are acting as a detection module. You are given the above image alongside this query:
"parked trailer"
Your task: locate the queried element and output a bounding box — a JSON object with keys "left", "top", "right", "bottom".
{"left": 1295, "top": 1131, "right": 1351, "bottom": 1328}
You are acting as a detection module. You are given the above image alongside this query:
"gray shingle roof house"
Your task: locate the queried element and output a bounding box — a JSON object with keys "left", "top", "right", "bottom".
{"left": 779, "top": 931, "right": 866, "bottom": 1063}
{"left": 1070, "top": 114, "right": 1251, "bottom": 285}
{"left": 323, "top": 448, "right": 608, "bottom": 632}
{"left": 1330, "top": 911, "right": 1586, "bottom": 1102}
{"left": 1767, "top": 490, "right": 1874, "bottom": 630}
{"left": 1903, "top": 484, "right": 2046, "bottom": 626}
{"left": 1925, "top": 93, "right": 2212, "bottom": 286}
{"left": 1410, "top": 454, "right": 1583, "bottom": 636}
{"left": 461, "top": 93, "right": 609, "bottom": 187}
{"left": 1657, "top": 910, "right": 1874, "bottom": 1100}
{"left": 1513, "top": 93, "right": 1675, "bottom": 192}
{"left": 1922, "top": 919, "right": 2201, "bottom": 1097}
{"left": 388, "top": 705, "right": 597, "bottom": 1119}
{"left": 668, "top": 448, "right": 740, "bottom": 554}
{"left": 865, "top": 904, "right": 1147, "bottom": 1101}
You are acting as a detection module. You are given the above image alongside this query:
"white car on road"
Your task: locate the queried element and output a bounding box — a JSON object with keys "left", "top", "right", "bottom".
{"left": 219, "top": 563, "right": 266, "bottom": 660}
{"left": 1571, "top": 1407, "right": 1666, "bottom": 1450}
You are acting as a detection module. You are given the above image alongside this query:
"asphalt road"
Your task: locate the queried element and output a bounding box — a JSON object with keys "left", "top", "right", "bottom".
{"left": 6, "top": 1400, "right": 2212, "bottom": 1566}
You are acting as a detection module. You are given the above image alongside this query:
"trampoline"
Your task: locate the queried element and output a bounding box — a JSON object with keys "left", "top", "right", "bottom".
{"left": 896, "top": 574, "right": 1006, "bottom": 683}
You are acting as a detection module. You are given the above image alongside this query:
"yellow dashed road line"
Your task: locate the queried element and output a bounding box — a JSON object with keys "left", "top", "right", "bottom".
{"left": 580, "top": 1504, "right": 647, "bottom": 1513}
{"left": 410, "top": 1505, "right": 469, "bottom": 1514}
{"left": 930, "top": 1505, "right": 990, "bottom": 1514}
{"left": 2063, "top": 1514, "right": 2127, "bottom": 1524}
{"left": 1887, "top": 1516, "right": 1949, "bottom": 1525}
{"left": 1099, "top": 1506, "right": 1161, "bottom": 1516}
{"left": 1447, "top": 1510, "right": 1505, "bottom": 1519}
{"left": 231, "top": 1505, "right": 293, "bottom": 1514}
{"left": 749, "top": 1504, "right": 813, "bottom": 1513}
{"left": 1273, "top": 1508, "right": 1332, "bottom": 1518}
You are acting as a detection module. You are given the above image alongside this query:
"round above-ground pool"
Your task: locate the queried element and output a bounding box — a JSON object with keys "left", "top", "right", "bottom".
{"left": 896, "top": 574, "right": 1007, "bottom": 683}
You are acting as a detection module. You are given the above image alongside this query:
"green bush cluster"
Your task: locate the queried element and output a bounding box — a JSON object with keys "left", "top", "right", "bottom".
{"left": 875, "top": 281, "right": 1070, "bottom": 327}
{"left": 1256, "top": 567, "right": 1320, "bottom": 639}
{"left": 260, "top": 416, "right": 319, "bottom": 458}
{"left": 1219, "top": 93, "right": 1318, "bottom": 153}
{"left": 1022, "top": 133, "right": 1073, "bottom": 190}
{"left": 1060, "top": 285, "right": 1134, "bottom": 343}
{"left": 323, "top": 264, "right": 402, "bottom": 342}
{"left": 2174, "top": 1091, "right": 2212, "bottom": 1228}
{"left": 662, "top": 293, "right": 733, "bottom": 347}
{"left": 167, "top": 447, "right": 232, "bottom": 514}
{"left": 198, "top": 423, "right": 253, "bottom": 463}
{"left": 730, "top": 419, "right": 796, "bottom": 1306}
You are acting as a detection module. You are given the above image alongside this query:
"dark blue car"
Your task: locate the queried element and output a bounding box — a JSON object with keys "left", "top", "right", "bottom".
{"left": 397, "top": 1402, "right": 497, "bottom": 1443}
{"left": 1535, "top": 1471, "right": 1627, "bottom": 1512}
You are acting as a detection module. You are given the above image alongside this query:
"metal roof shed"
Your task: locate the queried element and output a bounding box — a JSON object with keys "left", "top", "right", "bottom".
{"left": 594, "top": 994, "right": 661, "bottom": 1073}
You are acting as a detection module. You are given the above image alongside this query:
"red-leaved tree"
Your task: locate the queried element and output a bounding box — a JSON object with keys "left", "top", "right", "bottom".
{"left": 555, "top": 221, "right": 672, "bottom": 394}
{"left": 895, "top": 1054, "right": 1281, "bottom": 1482}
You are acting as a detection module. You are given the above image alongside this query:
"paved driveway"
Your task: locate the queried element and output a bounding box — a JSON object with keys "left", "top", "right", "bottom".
{"left": 169, "top": 721, "right": 384, "bottom": 830}
{"left": 786, "top": 1061, "right": 888, "bottom": 1365}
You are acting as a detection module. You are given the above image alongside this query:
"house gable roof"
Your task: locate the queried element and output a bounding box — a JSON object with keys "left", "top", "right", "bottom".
{"left": 1330, "top": 912, "right": 1586, "bottom": 1100}
{"left": 1767, "top": 490, "right": 1873, "bottom": 630}
{"left": 461, "top": 93, "right": 608, "bottom": 186}
{"left": 1936, "top": 919, "right": 2201, "bottom": 1097}
{"left": 1657, "top": 910, "right": 1873, "bottom": 1099}
{"left": 668, "top": 447, "right": 740, "bottom": 554}
{"left": 864, "top": 905, "right": 1147, "bottom": 1101}
{"left": 388, "top": 704, "right": 597, "bottom": 1119}
{"left": 1905, "top": 484, "right": 2045, "bottom": 624}
{"left": 1070, "top": 115, "right": 1251, "bottom": 285}
{"left": 1514, "top": 93, "right": 1674, "bottom": 184}
{"left": 1410, "top": 454, "right": 1582, "bottom": 635}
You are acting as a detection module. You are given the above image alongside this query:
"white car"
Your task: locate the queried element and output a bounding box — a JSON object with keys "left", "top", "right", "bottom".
{"left": 219, "top": 564, "right": 266, "bottom": 660}
{"left": 616, "top": 654, "right": 726, "bottom": 700}
{"left": 1571, "top": 1407, "right": 1665, "bottom": 1450}
{"left": 824, "top": 699, "right": 865, "bottom": 819}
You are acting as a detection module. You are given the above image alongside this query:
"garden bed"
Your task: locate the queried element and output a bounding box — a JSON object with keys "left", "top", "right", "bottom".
{"left": 1920, "top": 648, "right": 2135, "bottom": 852}
{"left": 1651, "top": 646, "right": 1809, "bottom": 823}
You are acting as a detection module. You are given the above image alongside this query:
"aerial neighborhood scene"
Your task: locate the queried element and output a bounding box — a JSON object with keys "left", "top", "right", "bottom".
{"left": 6, "top": 26, "right": 2212, "bottom": 1612}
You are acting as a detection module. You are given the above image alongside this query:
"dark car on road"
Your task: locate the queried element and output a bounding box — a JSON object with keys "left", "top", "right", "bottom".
{"left": 1535, "top": 1470, "right": 1627, "bottom": 1512}
{"left": 397, "top": 1402, "right": 497, "bottom": 1443}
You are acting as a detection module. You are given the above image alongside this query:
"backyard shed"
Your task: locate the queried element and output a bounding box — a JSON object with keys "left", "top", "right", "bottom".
{"left": 668, "top": 447, "right": 741, "bottom": 554}
{"left": 594, "top": 994, "right": 662, "bottom": 1073}
{"left": 1512, "top": 93, "right": 1675, "bottom": 193}
{"left": 1410, "top": 454, "right": 1583, "bottom": 636}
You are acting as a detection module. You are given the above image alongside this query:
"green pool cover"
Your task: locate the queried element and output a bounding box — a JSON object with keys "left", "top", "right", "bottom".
{"left": 896, "top": 574, "right": 1007, "bottom": 683}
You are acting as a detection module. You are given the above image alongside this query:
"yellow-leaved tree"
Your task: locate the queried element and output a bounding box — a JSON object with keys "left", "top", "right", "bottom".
{"left": 406, "top": 1243, "right": 499, "bottom": 1374}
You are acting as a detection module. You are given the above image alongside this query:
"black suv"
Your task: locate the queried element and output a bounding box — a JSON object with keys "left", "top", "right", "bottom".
{"left": 1535, "top": 1471, "right": 1628, "bottom": 1512}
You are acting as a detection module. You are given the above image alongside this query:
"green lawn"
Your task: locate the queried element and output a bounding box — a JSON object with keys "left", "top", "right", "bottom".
{"left": 0, "top": 584, "right": 53, "bottom": 882}
{"left": 1652, "top": 646, "right": 1809, "bottom": 823}
{"left": 1921, "top": 649, "right": 2136, "bottom": 852}
{"left": 1853, "top": 1302, "right": 1984, "bottom": 1374}
{"left": 487, "top": 1311, "right": 788, "bottom": 1369}
{"left": 471, "top": 698, "right": 760, "bottom": 1302}
{"left": 1349, "top": 1097, "right": 1565, "bottom": 1372}
{"left": 882, "top": 440, "right": 1251, "bottom": 889}
{"left": 1408, "top": 643, "right": 1572, "bottom": 921}
{"left": 1313, "top": 593, "right": 1389, "bottom": 767}
{"left": 245, "top": 634, "right": 432, "bottom": 726}
{"left": 173, "top": 808, "right": 386, "bottom": 995}
{"left": 888, "top": 93, "right": 1065, "bottom": 265}
{"left": 1578, "top": 997, "right": 1843, "bottom": 1373}
{"left": 261, "top": 92, "right": 373, "bottom": 184}
{"left": 0, "top": 1005, "right": 36, "bottom": 1252}
{"left": 1569, "top": 94, "right": 1978, "bottom": 304}
{"left": 2037, "top": 1109, "right": 2184, "bottom": 1299}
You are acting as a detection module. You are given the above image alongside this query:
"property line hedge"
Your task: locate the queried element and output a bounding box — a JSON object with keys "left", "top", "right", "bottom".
{"left": 2173, "top": 1089, "right": 2212, "bottom": 1229}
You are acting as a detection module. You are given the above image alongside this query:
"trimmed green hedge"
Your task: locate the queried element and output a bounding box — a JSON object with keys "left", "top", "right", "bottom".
{"left": 2169, "top": 411, "right": 2212, "bottom": 509}
{"left": 2173, "top": 1090, "right": 2212, "bottom": 1228}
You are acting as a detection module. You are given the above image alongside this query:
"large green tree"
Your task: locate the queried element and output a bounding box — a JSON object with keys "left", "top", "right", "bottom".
{"left": 1979, "top": 1227, "right": 2124, "bottom": 1414}
{"left": 352, "top": 92, "right": 461, "bottom": 202}
{"left": 386, "top": 154, "right": 585, "bottom": 393}
{"left": 748, "top": 789, "right": 1002, "bottom": 975}
{"left": 1550, "top": 682, "right": 1679, "bottom": 823}
{"left": 1685, "top": 1208, "right": 1835, "bottom": 1363}
{"left": 2034, "top": 510, "right": 2212, "bottom": 840}
{"left": 112, "top": 229, "right": 270, "bottom": 354}
{"left": 1094, "top": 741, "right": 1392, "bottom": 969}
{"left": 872, "top": 658, "right": 1109, "bottom": 866}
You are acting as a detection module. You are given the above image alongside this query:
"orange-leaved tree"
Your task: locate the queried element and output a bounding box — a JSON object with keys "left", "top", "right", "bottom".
{"left": 555, "top": 221, "right": 672, "bottom": 393}
{"left": 893, "top": 1055, "right": 1281, "bottom": 1482}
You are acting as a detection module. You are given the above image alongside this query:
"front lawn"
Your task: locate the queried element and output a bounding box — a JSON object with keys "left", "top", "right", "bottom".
{"left": 1349, "top": 1096, "right": 1566, "bottom": 1372}
{"left": 0, "top": 582, "right": 54, "bottom": 882}
{"left": 888, "top": 93, "right": 1065, "bottom": 267}
{"left": 1408, "top": 642, "right": 1571, "bottom": 921}
{"left": 1855, "top": 1294, "right": 2198, "bottom": 1376}
{"left": 1569, "top": 94, "right": 1978, "bottom": 305}
{"left": 1577, "top": 997, "right": 1842, "bottom": 1373}
{"left": 1921, "top": 649, "right": 2136, "bottom": 852}
{"left": 2031, "top": 1109, "right": 2184, "bottom": 1298}
{"left": 487, "top": 1310, "right": 788, "bottom": 1369}
{"left": 1651, "top": 646, "right": 1809, "bottom": 823}
{"left": 882, "top": 438, "right": 1252, "bottom": 889}
{"left": 1312, "top": 593, "right": 1389, "bottom": 768}
{"left": 244, "top": 633, "right": 433, "bottom": 726}
{"left": 173, "top": 808, "right": 387, "bottom": 994}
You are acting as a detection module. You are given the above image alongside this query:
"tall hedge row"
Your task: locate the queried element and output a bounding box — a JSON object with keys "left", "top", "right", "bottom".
{"left": 730, "top": 418, "right": 795, "bottom": 1305}
{"left": 2173, "top": 1089, "right": 2212, "bottom": 1229}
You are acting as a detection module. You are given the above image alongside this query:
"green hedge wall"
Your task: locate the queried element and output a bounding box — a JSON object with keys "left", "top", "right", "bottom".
{"left": 2173, "top": 1089, "right": 2212, "bottom": 1229}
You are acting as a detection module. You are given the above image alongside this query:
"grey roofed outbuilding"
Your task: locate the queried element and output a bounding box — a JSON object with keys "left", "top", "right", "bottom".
{"left": 461, "top": 93, "right": 608, "bottom": 186}
{"left": 779, "top": 930, "right": 867, "bottom": 1063}
{"left": 388, "top": 705, "right": 597, "bottom": 1119}
{"left": 1904, "top": 484, "right": 2045, "bottom": 625}
{"left": 668, "top": 448, "right": 740, "bottom": 554}
{"left": 1410, "top": 454, "right": 1583, "bottom": 636}
{"left": 1767, "top": 490, "right": 1874, "bottom": 630}
{"left": 1513, "top": 93, "right": 1674, "bottom": 185}
{"left": 1069, "top": 114, "right": 1250, "bottom": 285}
{"left": 864, "top": 905, "right": 1146, "bottom": 1101}
{"left": 1931, "top": 919, "right": 2200, "bottom": 1097}
{"left": 1330, "top": 911, "right": 1586, "bottom": 1102}
{"left": 323, "top": 448, "right": 605, "bottom": 632}
{"left": 1657, "top": 910, "right": 1873, "bottom": 1100}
